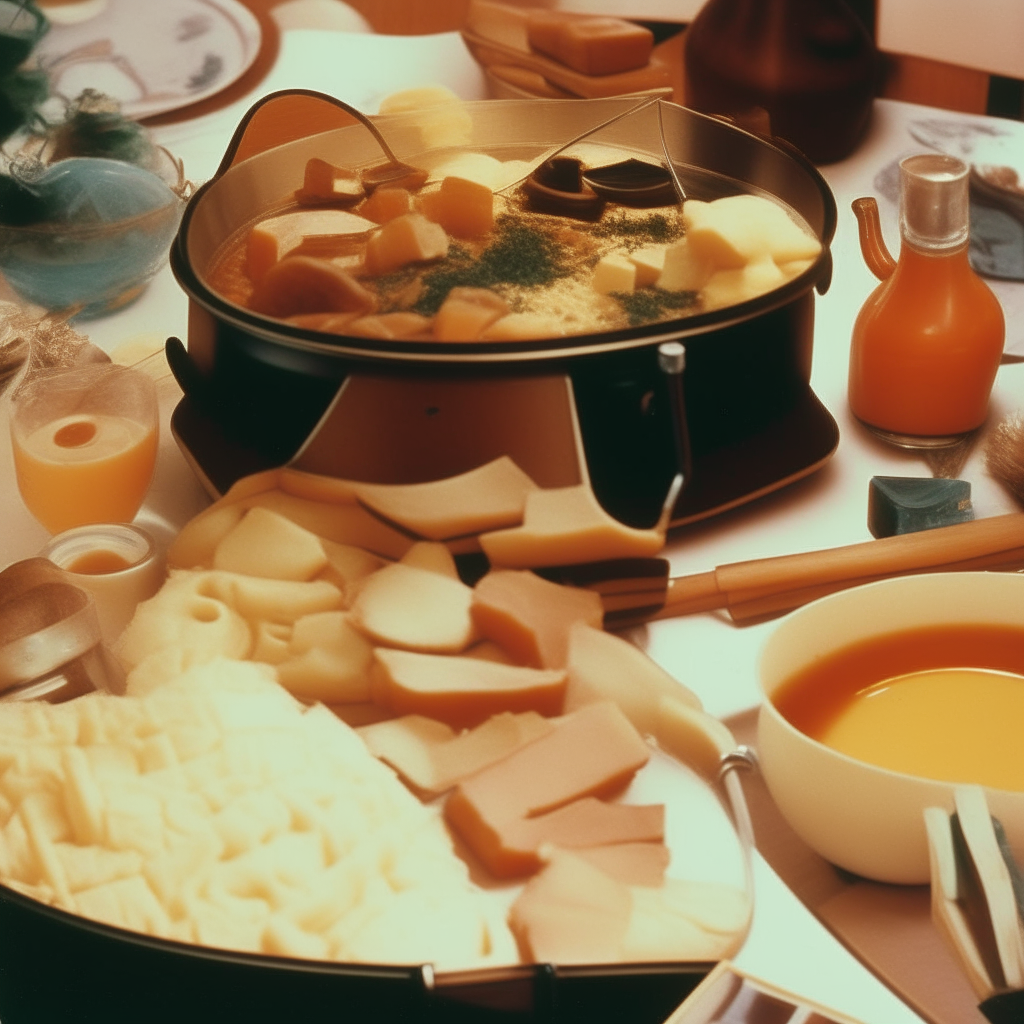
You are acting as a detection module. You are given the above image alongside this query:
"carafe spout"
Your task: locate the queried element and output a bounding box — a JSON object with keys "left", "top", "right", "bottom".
{"left": 852, "top": 197, "right": 897, "bottom": 280}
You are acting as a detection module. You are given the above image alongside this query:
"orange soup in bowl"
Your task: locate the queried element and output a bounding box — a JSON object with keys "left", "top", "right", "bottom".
{"left": 772, "top": 623, "right": 1024, "bottom": 793}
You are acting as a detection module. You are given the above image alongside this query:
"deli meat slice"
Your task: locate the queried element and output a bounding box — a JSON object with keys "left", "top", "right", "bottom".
{"left": 444, "top": 701, "right": 657, "bottom": 877}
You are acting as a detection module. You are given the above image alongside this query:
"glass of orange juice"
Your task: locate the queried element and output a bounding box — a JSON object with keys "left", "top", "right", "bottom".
{"left": 9, "top": 363, "right": 159, "bottom": 534}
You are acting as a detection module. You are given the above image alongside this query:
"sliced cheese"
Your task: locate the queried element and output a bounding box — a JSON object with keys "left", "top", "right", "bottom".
{"left": 370, "top": 648, "right": 565, "bottom": 729}
{"left": 478, "top": 484, "right": 665, "bottom": 568}
{"left": 353, "top": 456, "right": 537, "bottom": 541}
{"left": 352, "top": 563, "right": 476, "bottom": 653}
{"left": 357, "top": 710, "right": 554, "bottom": 795}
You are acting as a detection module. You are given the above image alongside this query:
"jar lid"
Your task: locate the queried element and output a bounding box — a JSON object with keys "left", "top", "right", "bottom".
{"left": 899, "top": 153, "right": 969, "bottom": 251}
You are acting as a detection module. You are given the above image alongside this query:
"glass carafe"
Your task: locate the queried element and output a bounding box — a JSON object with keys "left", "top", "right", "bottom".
{"left": 848, "top": 154, "right": 1005, "bottom": 448}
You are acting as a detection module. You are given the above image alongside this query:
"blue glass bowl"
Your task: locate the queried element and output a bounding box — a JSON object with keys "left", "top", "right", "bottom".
{"left": 0, "top": 156, "right": 185, "bottom": 318}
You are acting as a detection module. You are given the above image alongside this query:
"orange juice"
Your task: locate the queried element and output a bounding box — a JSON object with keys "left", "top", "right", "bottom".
{"left": 12, "top": 412, "right": 158, "bottom": 533}
{"left": 848, "top": 243, "right": 1005, "bottom": 438}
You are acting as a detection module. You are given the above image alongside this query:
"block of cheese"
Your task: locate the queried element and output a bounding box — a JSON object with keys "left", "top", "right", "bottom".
{"left": 526, "top": 14, "right": 654, "bottom": 77}
{"left": 419, "top": 176, "right": 495, "bottom": 239}
{"left": 295, "top": 158, "right": 364, "bottom": 205}
{"left": 683, "top": 195, "right": 821, "bottom": 269}
{"left": 492, "top": 798, "right": 665, "bottom": 877}
{"left": 479, "top": 484, "right": 665, "bottom": 569}
{"left": 701, "top": 256, "right": 786, "bottom": 311}
{"left": 212, "top": 507, "right": 327, "bottom": 581}
{"left": 433, "top": 287, "right": 509, "bottom": 341}
{"left": 352, "top": 563, "right": 477, "bottom": 653}
{"left": 364, "top": 213, "right": 449, "bottom": 276}
{"left": 358, "top": 709, "right": 555, "bottom": 795}
{"left": 444, "top": 701, "right": 651, "bottom": 873}
{"left": 656, "top": 237, "right": 714, "bottom": 293}
{"left": 508, "top": 849, "right": 631, "bottom": 963}
{"left": 471, "top": 569, "right": 603, "bottom": 669}
{"left": 353, "top": 456, "right": 538, "bottom": 541}
{"left": 249, "top": 257, "right": 378, "bottom": 319}
{"left": 628, "top": 245, "right": 666, "bottom": 288}
{"left": 592, "top": 253, "right": 636, "bottom": 295}
{"left": 359, "top": 186, "right": 415, "bottom": 225}
{"left": 246, "top": 209, "right": 375, "bottom": 284}
{"left": 370, "top": 647, "right": 566, "bottom": 729}
{"left": 565, "top": 623, "right": 702, "bottom": 738}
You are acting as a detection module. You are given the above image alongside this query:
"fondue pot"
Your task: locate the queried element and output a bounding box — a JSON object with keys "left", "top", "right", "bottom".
{"left": 168, "top": 92, "right": 838, "bottom": 528}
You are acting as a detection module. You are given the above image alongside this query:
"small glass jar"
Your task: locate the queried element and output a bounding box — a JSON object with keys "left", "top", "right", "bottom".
{"left": 40, "top": 522, "right": 164, "bottom": 645}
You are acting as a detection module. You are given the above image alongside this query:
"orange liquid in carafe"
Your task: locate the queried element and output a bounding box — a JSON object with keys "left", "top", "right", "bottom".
{"left": 12, "top": 413, "right": 158, "bottom": 534}
{"left": 848, "top": 244, "right": 1005, "bottom": 437}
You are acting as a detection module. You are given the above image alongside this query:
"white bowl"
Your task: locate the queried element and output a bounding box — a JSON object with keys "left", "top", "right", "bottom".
{"left": 757, "top": 571, "right": 1024, "bottom": 884}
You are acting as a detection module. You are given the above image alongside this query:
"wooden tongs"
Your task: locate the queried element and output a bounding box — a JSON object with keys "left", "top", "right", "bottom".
{"left": 546, "top": 512, "right": 1024, "bottom": 628}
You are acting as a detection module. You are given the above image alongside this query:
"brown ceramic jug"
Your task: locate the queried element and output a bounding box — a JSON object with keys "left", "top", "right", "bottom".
{"left": 683, "top": 0, "right": 877, "bottom": 164}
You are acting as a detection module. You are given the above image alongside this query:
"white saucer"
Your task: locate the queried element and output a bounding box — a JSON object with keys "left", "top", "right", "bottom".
{"left": 34, "top": 0, "right": 262, "bottom": 120}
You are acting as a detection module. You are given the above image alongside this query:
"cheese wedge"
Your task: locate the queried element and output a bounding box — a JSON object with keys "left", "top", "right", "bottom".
{"left": 479, "top": 484, "right": 665, "bottom": 568}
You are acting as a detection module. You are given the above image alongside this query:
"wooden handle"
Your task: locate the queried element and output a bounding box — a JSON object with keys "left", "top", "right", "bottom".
{"left": 657, "top": 513, "right": 1024, "bottom": 623}
{"left": 658, "top": 569, "right": 725, "bottom": 617}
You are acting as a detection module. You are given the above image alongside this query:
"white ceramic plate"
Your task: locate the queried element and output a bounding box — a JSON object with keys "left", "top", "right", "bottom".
{"left": 35, "top": 0, "right": 262, "bottom": 120}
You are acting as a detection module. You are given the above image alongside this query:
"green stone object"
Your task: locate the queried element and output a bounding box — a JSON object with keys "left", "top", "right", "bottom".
{"left": 868, "top": 476, "right": 973, "bottom": 538}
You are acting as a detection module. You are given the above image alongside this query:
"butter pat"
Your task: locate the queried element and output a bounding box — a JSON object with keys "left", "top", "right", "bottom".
{"left": 527, "top": 14, "right": 654, "bottom": 76}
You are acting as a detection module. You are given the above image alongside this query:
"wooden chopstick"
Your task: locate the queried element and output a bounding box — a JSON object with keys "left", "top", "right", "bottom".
{"left": 657, "top": 512, "right": 1024, "bottom": 623}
